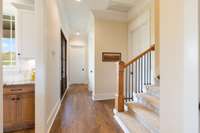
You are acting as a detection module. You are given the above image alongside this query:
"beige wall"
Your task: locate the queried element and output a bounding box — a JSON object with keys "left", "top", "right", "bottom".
{"left": 160, "top": 0, "right": 199, "bottom": 132}
{"left": 93, "top": 18, "right": 128, "bottom": 100}
{"left": 0, "top": 0, "right": 3, "bottom": 132}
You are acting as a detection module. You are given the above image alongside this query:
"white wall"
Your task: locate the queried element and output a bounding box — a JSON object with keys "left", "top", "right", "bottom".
{"left": 160, "top": 0, "right": 199, "bottom": 132}
{"left": 35, "top": 0, "right": 68, "bottom": 132}
{"left": 88, "top": 13, "right": 95, "bottom": 92}
{"left": 35, "top": 0, "right": 46, "bottom": 132}
{"left": 93, "top": 18, "right": 128, "bottom": 100}
{"left": 127, "top": 0, "right": 156, "bottom": 83}
{"left": 45, "top": 0, "right": 61, "bottom": 130}
{"left": 0, "top": 0, "right": 3, "bottom": 132}
{"left": 183, "top": 0, "right": 199, "bottom": 132}
{"left": 199, "top": 0, "right": 200, "bottom": 128}
{"left": 128, "top": 0, "right": 152, "bottom": 59}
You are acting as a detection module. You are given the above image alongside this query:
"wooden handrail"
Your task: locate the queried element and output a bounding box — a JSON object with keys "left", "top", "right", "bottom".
{"left": 115, "top": 44, "right": 155, "bottom": 113}
{"left": 124, "top": 45, "right": 155, "bottom": 68}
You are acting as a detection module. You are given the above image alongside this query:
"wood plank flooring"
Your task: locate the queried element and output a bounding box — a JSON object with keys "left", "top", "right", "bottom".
{"left": 9, "top": 129, "right": 34, "bottom": 133}
{"left": 50, "top": 84, "right": 123, "bottom": 133}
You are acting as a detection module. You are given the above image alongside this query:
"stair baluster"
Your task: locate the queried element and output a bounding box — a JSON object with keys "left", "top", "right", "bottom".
{"left": 116, "top": 45, "right": 155, "bottom": 112}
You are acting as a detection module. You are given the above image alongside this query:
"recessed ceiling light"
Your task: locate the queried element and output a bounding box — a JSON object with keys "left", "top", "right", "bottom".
{"left": 75, "top": 0, "right": 82, "bottom": 2}
{"left": 76, "top": 32, "right": 80, "bottom": 36}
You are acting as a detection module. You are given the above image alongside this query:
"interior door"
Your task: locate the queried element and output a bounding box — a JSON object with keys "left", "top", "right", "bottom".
{"left": 61, "top": 31, "right": 67, "bottom": 99}
{"left": 69, "top": 46, "right": 87, "bottom": 84}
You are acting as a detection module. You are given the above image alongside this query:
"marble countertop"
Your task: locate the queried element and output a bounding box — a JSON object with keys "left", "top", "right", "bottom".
{"left": 4, "top": 80, "right": 35, "bottom": 86}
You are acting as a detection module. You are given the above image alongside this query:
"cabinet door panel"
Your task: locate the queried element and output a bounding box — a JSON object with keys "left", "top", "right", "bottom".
{"left": 21, "top": 11, "right": 36, "bottom": 58}
{"left": 16, "top": 10, "right": 36, "bottom": 58}
{"left": 20, "top": 93, "right": 35, "bottom": 128}
{"left": 3, "top": 95, "right": 18, "bottom": 131}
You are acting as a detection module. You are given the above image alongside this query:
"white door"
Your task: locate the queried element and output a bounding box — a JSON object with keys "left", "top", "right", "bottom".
{"left": 69, "top": 46, "right": 87, "bottom": 84}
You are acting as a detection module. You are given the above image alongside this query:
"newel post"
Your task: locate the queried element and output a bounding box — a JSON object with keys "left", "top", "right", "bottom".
{"left": 115, "top": 61, "right": 125, "bottom": 112}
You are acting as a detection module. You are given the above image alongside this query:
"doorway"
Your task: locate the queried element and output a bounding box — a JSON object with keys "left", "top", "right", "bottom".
{"left": 69, "top": 46, "right": 87, "bottom": 84}
{"left": 60, "top": 30, "right": 67, "bottom": 99}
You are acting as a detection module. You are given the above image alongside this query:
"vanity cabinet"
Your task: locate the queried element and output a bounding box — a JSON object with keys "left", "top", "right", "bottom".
{"left": 3, "top": 84, "right": 35, "bottom": 132}
{"left": 3, "top": 95, "right": 18, "bottom": 131}
{"left": 16, "top": 9, "right": 36, "bottom": 59}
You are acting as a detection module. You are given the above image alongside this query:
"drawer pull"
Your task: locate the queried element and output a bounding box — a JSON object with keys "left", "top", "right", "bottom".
{"left": 16, "top": 97, "right": 20, "bottom": 101}
{"left": 11, "top": 98, "right": 16, "bottom": 101}
{"left": 11, "top": 89, "right": 22, "bottom": 92}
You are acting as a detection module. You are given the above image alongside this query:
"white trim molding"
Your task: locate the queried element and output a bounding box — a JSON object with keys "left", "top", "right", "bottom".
{"left": 47, "top": 88, "right": 68, "bottom": 133}
{"left": 46, "top": 100, "right": 61, "bottom": 133}
{"left": 113, "top": 109, "right": 130, "bottom": 133}
{"left": 92, "top": 92, "right": 115, "bottom": 101}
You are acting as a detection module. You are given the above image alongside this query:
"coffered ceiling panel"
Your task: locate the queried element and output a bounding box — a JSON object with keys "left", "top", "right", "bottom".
{"left": 108, "top": 0, "right": 139, "bottom": 12}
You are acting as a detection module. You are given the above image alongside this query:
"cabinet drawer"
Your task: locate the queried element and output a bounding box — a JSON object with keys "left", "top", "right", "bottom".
{"left": 4, "top": 84, "right": 35, "bottom": 95}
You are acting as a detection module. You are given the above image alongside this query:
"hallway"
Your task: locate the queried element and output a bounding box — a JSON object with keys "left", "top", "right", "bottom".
{"left": 50, "top": 84, "right": 123, "bottom": 133}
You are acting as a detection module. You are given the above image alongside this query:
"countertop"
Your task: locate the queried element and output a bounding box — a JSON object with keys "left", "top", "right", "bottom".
{"left": 3, "top": 80, "right": 35, "bottom": 87}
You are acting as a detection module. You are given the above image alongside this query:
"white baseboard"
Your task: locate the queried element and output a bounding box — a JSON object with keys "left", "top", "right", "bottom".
{"left": 92, "top": 92, "right": 115, "bottom": 101}
{"left": 113, "top": 109, "right": 130, "bottom": 133}
{"left": 46, "top": 88, "right": 68, "bottom": 133}
{"left": 46, "top": 100, "right": 61, "bottom": 133}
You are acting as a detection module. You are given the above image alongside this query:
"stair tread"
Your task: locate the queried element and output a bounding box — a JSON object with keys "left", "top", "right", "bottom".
{"left": 148, "top": 86, "right": 160, "bottom": 92}
{"left": 115, "top": 111, "right": 150, "bottom": 133}
{"left": 140, "top": 94, "right": 160, "bottom": 107}
{"left": 128, "top": 103, "right": 160, "bottom": 132}
{"left": 147, "top": 86, "right": 160, "bottom": 98}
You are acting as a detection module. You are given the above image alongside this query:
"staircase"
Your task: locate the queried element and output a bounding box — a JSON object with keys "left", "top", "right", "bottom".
{"left": 114, "top": 45, "right": 160, "bottom": 133}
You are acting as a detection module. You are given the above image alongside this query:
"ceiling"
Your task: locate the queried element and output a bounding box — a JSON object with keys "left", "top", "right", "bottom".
{"left": 3, "top": 0, "right": 144, "bottom": 38}
{"left": 4, "top": 0, "right": 141, "bottom": 37}
{"left": 58, "top": 0, "right": 143, "bottom": 37}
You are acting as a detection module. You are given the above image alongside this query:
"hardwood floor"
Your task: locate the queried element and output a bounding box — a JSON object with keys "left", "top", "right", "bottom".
{"left": 9, "top": 129, "right": 34, "bottom": 133}
{"left": 50, "top": 84, "right": 123, "bottom": 133}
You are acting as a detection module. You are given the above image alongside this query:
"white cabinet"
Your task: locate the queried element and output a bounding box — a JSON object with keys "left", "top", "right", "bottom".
{"left": 16, "top": 9, "right": 36, "bottom": 59}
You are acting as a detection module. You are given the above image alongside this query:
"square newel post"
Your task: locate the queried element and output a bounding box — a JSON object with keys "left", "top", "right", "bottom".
{"left": 115, "top": 61, "right": 125, "bottom": 112}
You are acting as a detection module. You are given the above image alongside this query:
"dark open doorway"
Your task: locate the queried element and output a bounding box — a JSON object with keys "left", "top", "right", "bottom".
{"left": 61, "top": 30, "right": 67, "bottom": 99}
